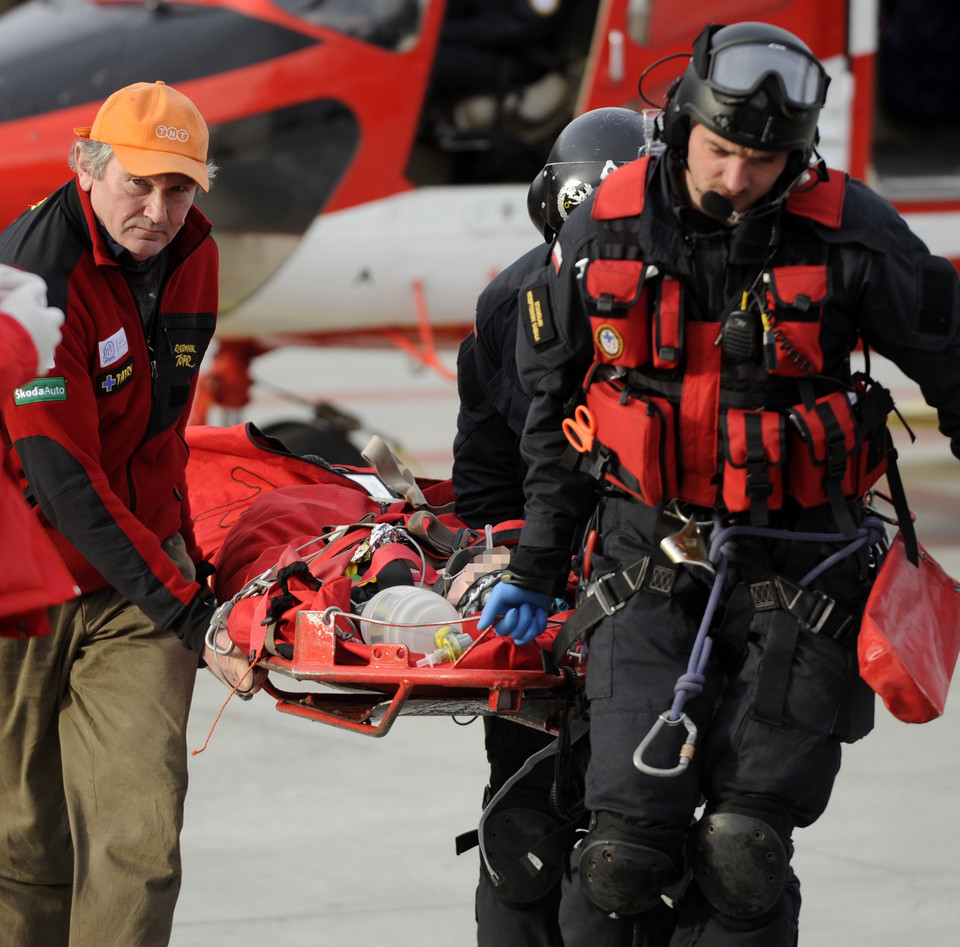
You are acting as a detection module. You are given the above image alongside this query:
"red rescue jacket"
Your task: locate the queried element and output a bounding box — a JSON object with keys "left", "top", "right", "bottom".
{"left": 0, "top": 180, "right": 219, "bottom": 650}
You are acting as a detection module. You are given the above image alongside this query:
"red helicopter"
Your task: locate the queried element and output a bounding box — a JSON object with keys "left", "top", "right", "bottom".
{"left": 0, "top": 0, "right": 957, "bottom": 449}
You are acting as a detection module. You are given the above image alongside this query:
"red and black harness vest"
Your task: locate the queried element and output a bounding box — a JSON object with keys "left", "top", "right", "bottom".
{"left": 566, "top": 157, "right": 894, "bottom": 528}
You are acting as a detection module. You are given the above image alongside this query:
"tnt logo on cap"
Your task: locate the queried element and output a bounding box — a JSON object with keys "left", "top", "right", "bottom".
{"left": 74, "top": 81, "right": 210, "bottom": 191}
{"left": 155, "top": 125, "right": 190, "bottom": 143}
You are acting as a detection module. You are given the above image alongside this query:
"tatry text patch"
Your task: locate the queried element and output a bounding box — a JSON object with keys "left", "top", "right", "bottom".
{"left": 522, "top": 282, "right": 556, "bottom": 347}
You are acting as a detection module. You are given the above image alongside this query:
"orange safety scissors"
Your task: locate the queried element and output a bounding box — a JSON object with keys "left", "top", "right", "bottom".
{"left": 562, "top": 405, "right": 596, "bottom": 453}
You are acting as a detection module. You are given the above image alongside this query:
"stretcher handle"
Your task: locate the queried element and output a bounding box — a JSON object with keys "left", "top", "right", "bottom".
{"left": 262, "top": 677, "right": 414, "bottom": 738}
{"left": 632, "top": 711, "right": 697, "bottom": 778}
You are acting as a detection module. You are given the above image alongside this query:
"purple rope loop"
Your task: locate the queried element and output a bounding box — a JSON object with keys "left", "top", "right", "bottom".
{"left": 664, "top": 515, "right": 886, "bottom": 723}
{"left": 666, "top": 553, "right": 727, "bottom": 721}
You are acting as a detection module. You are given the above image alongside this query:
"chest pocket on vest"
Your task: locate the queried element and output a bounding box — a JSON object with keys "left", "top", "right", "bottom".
{"left": 719, "top": 409, "right": 787, "bottom": 525}
{"left": 762, "top": 265, "right": 829, "bottom": 377}
{"left": 582, "top": 377, "right": 680, "bottom": 504}
{"left": 786, "top": 389, "right": 888, "bottom": 507}
{"left": 582, "top": 260, "right": 655, "bottom": 367}
{"left": 149, "top": 313, "right": 216, "bottom": 436}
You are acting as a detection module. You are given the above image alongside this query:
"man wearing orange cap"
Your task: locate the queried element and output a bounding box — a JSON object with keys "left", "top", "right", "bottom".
{"left": 0, "top": 81, "right": 262, "bottom": 946}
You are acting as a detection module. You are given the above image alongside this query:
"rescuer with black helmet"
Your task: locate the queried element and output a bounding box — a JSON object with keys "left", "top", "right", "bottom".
{"left": 528, "top": 106, "right": 659, "bottom": 242}
{"left": 662, "top": 20, "right": 829, "bottom": 222}
{"left": 477, "top": 20, "right": 960, "bottom": 946}
{"left": 664, "top": 21, "right": 828, "bottom": 159}
{"left": 454, "top": 108, "right": 676, "bottom": 946}
{"left": 457, "top": 106, "right": 652, "bottom": 527}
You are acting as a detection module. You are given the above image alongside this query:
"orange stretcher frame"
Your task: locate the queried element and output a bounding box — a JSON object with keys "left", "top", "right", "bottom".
{"left": 254, "top": 611, "right": 584, "bottom": 738}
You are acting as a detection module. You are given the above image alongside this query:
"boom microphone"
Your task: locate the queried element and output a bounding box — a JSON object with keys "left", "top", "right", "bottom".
{"left": 700, "top": 190, "right": 740, "bottom": 225}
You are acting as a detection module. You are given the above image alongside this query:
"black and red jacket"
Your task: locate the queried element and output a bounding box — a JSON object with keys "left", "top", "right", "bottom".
{"left": 0, "top": 179, "right": 218, "bottom": 651}
{"left": 510, "top": 154, "right": 960, "bottom": 594}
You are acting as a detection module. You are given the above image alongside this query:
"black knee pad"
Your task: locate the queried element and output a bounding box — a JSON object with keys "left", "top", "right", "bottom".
{"left": 482, "top": 806, "right": 565, "bottom": 904}
{"left": 577, "top": 811, "right": 681, "bottom": 917}
{"left": 688, "top": 809, "right": 790, "bottom": 926}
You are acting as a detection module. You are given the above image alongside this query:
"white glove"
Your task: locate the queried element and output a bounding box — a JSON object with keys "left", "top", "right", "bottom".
{"left": 0, "top": 265, "right": 64, "bottom": 374}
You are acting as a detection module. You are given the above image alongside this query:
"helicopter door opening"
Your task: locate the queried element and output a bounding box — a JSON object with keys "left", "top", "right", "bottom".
{"left": 410, "top": 0, "right": 602, "bottom": 188}
{"left": 870, "top": 0, "right": 960, "bottom": 201}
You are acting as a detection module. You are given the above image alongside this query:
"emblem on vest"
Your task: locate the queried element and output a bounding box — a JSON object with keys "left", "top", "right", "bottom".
{"left": 595, "top": 324, "right": 624, "bottom": 359}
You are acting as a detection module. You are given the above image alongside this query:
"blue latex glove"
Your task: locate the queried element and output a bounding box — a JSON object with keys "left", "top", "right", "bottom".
{"left": 478, "top": 580, "right": 553, "bottom": 646}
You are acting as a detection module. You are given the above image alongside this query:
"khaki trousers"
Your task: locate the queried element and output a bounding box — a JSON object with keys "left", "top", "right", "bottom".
{"left": 0, "top": 587, "right": 198, "bottom": 947}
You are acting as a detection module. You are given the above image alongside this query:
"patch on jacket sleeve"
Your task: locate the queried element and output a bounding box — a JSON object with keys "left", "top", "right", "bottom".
{"left": 13, "top": 376, "right": 67, "bottom": 405}
{"left": 521, "top": 281, "right": 556, "bottom": 347}
{"left": 96, "top": 356, "right": 134, "bottom": 397}
{"left": 917, "top": 256, "right": 957, "bottom": 336}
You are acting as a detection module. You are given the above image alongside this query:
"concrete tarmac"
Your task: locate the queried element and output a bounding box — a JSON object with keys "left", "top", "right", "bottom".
{"left": 171, "top": 347, "right": 960, "bottom": 946}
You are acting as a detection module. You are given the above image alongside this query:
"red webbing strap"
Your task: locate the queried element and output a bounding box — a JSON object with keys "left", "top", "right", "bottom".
{"left": 880, "top": 430, "right": 918, "bottom": 565}
{"left": 743, "top": 411, "right": 772, "bottom": 526}
{"left": 358, "top": 543, "right": 439, "bottom": 586}
{"left": 813, "top": 398, "right": 858, "bottom": 536}
{"left": 678, "top": 323, "right": 722, "bottom": 506}
{"left": 653, "top": 278, "right": 683, "bottom": 369}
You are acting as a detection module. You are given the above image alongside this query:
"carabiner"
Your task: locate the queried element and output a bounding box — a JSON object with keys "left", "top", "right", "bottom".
{"left": 204, "top": 600, "right": 236, "bottom": 655}
{"left": 237, "top": 565, "right": 279, "bottom": 601}
{"left": 632, "top": 711, "right": 698, "bottom": 778}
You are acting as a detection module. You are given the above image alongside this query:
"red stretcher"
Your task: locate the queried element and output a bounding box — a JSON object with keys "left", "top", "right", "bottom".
{"left": 254, "top": 610, "right": 582, "bottom": 738}
{"left": 185, "top": 423, "right": 585, "bottom": 738}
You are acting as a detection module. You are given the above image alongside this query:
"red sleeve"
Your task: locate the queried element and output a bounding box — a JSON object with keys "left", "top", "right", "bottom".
{"left": 0, "top": 312, "right": 38, "bottom": 393}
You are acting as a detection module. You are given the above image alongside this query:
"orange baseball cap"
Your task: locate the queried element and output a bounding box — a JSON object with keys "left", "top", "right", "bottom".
{"left": 74, "top": 81, "right": 210, "bottom": 191}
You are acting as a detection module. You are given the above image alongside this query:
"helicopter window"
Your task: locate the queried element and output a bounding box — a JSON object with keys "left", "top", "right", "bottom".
{"left": 412, "top": 0, "right": 600, "bottom": 188}
{"left": 0, "top": 0, "right": 317, "bottom": 122}
{"left": 202, "top": 99, "right": 360, "bottom": 233}
{"left": 272, "top": 0, "right": 422, "bottom": 50}
{"left": 198, "top": 98, "right": 361, "bottom": 309}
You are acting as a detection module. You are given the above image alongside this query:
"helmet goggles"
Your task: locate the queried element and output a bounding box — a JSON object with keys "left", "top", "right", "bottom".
{"left": 708, "top": 40, "right": 828, "bottom": 111}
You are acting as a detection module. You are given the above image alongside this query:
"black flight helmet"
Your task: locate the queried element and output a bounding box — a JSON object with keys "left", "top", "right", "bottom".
{"left": 663, "top": 21, "right": 829, "bottom": 176}
{"left": 528, "top": 107, "right": 652, "bottom": 242}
